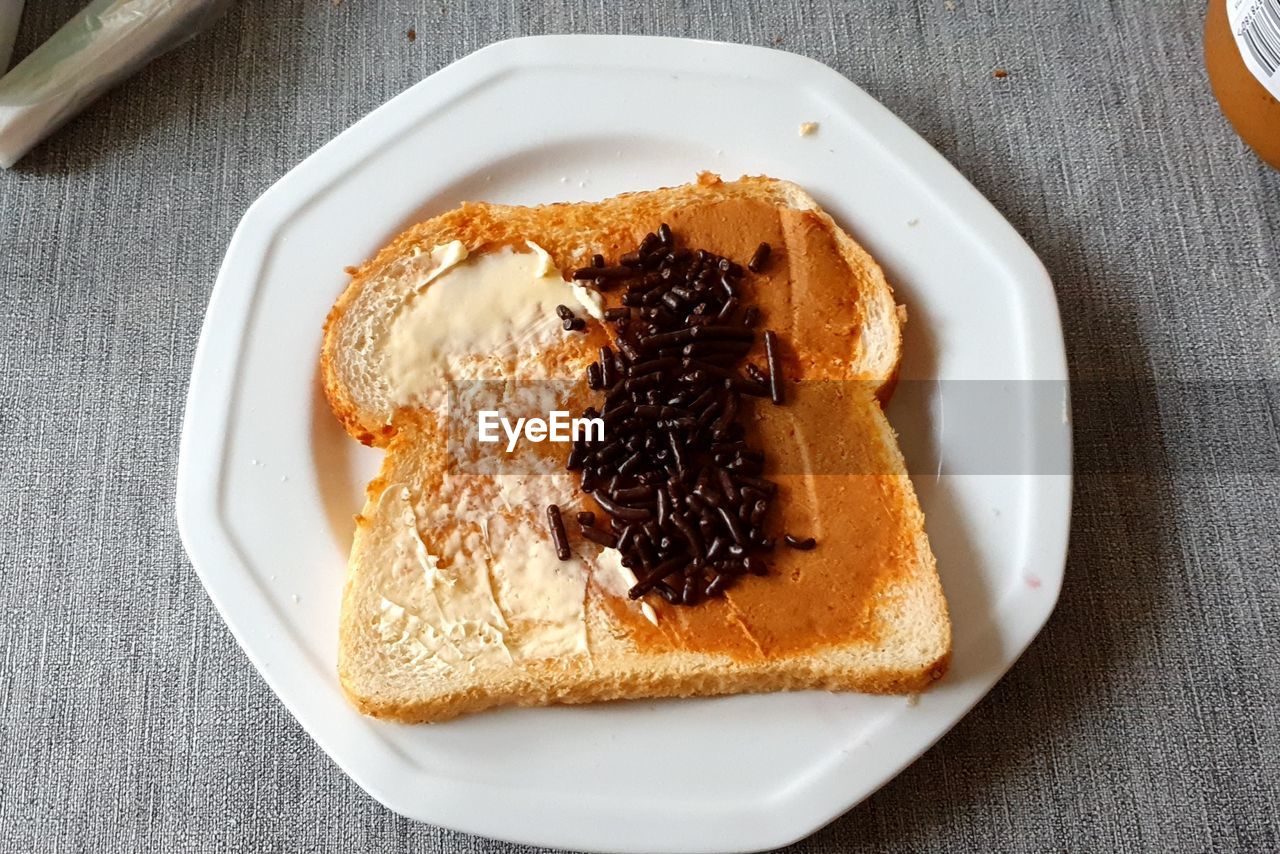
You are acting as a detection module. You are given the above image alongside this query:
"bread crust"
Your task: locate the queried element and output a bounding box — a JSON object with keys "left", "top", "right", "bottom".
{"left": 342, "top": 651, "right": 952, "bottom": 724}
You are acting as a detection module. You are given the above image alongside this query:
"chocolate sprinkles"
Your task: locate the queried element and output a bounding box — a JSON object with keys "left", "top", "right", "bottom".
{"left": 555, "top": 225, "right": 804, "bottom": 605}
{"left": 546, "top": 504, "right": 571, "bottom": 561}
{"left": 748, "top": 242, "right": 772, "bottom": 273}
{"left": 764, "top": 330, "right": 784, "bottom": 405}
{"left": 784, "top": 534, "right": 817, "bottom": 551}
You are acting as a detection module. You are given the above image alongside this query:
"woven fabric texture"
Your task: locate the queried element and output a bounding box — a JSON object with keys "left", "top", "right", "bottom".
{"left": 1, "top": 0, "right": 1277, "bottom": 851}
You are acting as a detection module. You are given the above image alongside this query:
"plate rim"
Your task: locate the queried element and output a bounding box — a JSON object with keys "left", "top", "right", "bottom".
{"left": 176, "top": 33, "right": 1071, "bottom": 854}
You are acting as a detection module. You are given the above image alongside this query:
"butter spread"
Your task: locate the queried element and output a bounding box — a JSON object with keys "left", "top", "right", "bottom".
{"left": 371, "top": 478, "right": 592, "bottom": 669}
{"left": 371, "top": 484, "right": 511, "bottom": 672}
{"left": 364, "top": 239, "right": 667, "bottom": 667}
{"left": 592, "top": 548, "right": 659, "bottom": 626}
{"left": 381, "top": 241, "right": 603, "bottom": 407}
{"left": 479, "top": 469, "right": 592, "bottom": 660}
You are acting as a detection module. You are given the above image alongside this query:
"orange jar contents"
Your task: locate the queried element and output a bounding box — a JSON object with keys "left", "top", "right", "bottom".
{"left": 1206, "top": 0, "right": 1280, "bottom": 169}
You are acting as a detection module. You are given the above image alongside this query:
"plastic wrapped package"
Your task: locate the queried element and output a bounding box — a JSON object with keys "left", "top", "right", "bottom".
{"left": 0, "top": 0, "right": 231, "bottom": 168}
{"left": 0, "top": 1, "right": 23, "bottom": 73}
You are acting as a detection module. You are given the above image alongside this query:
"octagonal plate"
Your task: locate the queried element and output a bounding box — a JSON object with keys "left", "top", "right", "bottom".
{"left": 176, "top": 35, "right": 1070, "bottom": 853}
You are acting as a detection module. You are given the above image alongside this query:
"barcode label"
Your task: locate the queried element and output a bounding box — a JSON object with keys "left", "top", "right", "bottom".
{"left": 1241, "top": 0, "right": 1280, "bottom": 75}
{"left": 1229, "top": 0, "right": 1280, "bottom": 99}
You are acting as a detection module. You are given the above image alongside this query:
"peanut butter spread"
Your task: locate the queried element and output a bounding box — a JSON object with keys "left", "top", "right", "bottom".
{"left": 582, "top": 198, "right": 917, "bottom": 659}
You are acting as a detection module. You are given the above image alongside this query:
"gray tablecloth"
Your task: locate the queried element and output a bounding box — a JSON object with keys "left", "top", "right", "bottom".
{"left": 2, "top": 1, "right": 1277, "bottom": 851}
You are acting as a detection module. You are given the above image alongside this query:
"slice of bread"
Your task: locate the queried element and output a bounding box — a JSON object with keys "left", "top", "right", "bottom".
{"left": 322, "top": 174, "right": 950, "bottom": 723}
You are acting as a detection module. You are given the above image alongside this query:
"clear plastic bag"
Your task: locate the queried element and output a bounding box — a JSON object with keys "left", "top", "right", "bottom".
{"left": 0, "top": 0, "right": 232, "bottom": 168}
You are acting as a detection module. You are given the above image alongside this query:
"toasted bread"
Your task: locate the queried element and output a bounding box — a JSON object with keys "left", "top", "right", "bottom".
{"left": 322, "top": 174, "right": 950, "bottom": 723}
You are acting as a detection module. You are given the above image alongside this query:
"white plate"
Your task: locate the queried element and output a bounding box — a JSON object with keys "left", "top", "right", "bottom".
{"left": 177, "top": 35, "right": 1070, "bottom": 853}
